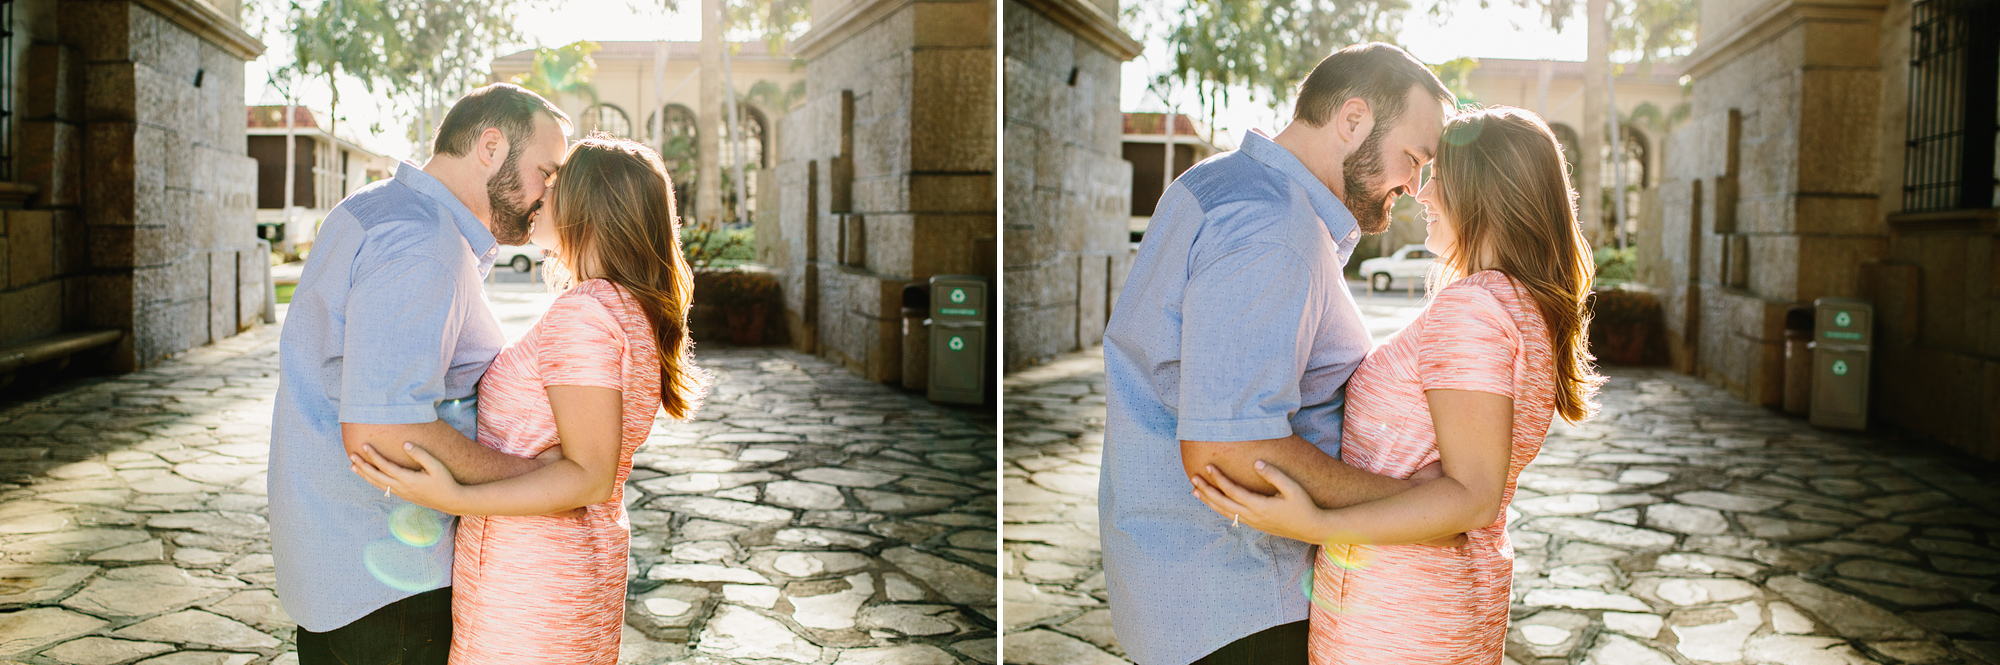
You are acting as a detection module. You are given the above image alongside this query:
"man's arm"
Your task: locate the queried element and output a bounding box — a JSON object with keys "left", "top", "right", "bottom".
{"left": 1182, "top": 436, "right": 1429, "bottom": 509}
{"left": 341, "top": 421, "right": 545, "bottom": 484}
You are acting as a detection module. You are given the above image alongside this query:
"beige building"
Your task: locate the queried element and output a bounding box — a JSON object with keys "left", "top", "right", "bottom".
{"left": 489, "top": 41, "right": 804, "bottom": 226}
{"left": 245, "top": 105, "right": 395, "bottom": 256}
{"left": 1121, "top": 112, "right": 1224, "bottom": 239}
{"left": 768, "top": 0, "right": 998, "bottom": 385}
{"left": 2, "top": 0, "right": 268, "bottom": 382}
{"left": 1001, "top": 0, "right": 1140, "bottom": 371}
{"left": 1645, "top": 0, "right": 1999, "bottom": 460}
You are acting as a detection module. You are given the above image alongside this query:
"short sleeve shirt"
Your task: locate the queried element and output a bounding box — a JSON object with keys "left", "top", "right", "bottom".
{"left": 1098, "top": 129, "right": 1373, "bottom": 665}
{"left": 267, "top": 162, "right": 504, "bottom": 632}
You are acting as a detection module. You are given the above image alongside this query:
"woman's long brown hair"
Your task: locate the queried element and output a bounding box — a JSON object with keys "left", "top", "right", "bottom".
{"left": 1428, "top": 106, "right": 1604, "bottom": 423}
{"left": 545, "top": 135, "right": 708, "bottom": 420}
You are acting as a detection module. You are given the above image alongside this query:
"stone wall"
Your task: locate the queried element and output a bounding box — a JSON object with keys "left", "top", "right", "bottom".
{"left": 772, "top": 0, "right": 997, "bottom": 384}
{"left": 1000, "top": 0, "right": 1136, "bottom": 372}
{"left": 2, "top": 0, "right": 264, "bottom": 371}
{"left": 1650, "top": 0, "right": 1999, "bottom": 460}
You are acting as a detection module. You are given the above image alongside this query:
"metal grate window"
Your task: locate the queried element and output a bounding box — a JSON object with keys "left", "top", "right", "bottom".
{"left": 1, "top": 0, "right": 13, "bottom": 181}
{"left": 1903, "top": 0, "right": 2000, "bottom": 212}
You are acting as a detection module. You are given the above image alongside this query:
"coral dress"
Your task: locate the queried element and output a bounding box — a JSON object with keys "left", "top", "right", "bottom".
{"left": 450, "top": 279, "right": 662, "bottom": 664}
{"left": 1308, "top": 270, "right": 1558, "bottom": 664}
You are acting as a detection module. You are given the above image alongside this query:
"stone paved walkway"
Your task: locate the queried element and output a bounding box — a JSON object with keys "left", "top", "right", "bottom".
{"left": 0, "top": 288, "right": 996, "bottom": 665}
{"left": 1005, "top": 318, "right": 2000, "bottom": 665}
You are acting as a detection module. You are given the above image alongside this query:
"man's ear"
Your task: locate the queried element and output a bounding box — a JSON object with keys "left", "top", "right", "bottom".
{"left": 1334, "top": 97, "right": 1374, "bottom": 147}
{"left": 478, "top": 127, "right": 509, "bottom": 173}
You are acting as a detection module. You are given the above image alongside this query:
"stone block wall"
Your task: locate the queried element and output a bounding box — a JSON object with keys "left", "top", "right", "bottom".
{"left": 772, "top": 0, "right": 996, "bottom": 384}
{"left": 1649, "top": 0, "right": 1999, "bottom": 460}
{"left": 1001, "top": 0, "right": 1135, "bottom": 371}
{"left": 1, "top": 0, "right": 264, "bottom": 371}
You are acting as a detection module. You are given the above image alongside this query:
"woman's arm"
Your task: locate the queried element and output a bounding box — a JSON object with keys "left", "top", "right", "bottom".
{"left": 1192, "top": 388, "right": 1515, "bottom": 546}
{"left": 351, "top": 385, "right": 624, "bottom": 516}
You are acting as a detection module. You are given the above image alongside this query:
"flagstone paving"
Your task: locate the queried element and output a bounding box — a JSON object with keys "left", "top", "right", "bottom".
{"left": 1004, "top": 340, "right": 2000, "bottom": 665}
{"left": 0, "top": 289, "right": 996, "bottom": 665}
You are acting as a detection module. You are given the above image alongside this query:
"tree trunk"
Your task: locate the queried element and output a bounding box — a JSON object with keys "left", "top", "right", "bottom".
{"left": 698, "top": 0, "right": 724, "bottom": 227}
{"left": 1581, "top": 0, "right": 1607, "bottom": 247}
{"left": 724, "top": 37, "right": 748, "bottom": 227}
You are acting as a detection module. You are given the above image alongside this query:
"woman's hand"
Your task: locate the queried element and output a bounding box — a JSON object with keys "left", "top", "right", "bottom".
{"left": 1191, "top": 461, "right": 1332, "bottom": 544}
{"left": 352, "top": 442, "right": 467, "bottom": 515}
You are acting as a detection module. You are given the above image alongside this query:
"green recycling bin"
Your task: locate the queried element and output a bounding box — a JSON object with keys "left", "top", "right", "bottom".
{"left": 928, "top": 275, "right": 987, "bottom": 404}
{"left": 1809, "top": 298, "right": 1871, "bottom": 430}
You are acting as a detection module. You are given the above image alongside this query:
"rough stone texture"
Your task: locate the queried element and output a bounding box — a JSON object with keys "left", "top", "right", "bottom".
{"left": 0, "top": 289, "right": 996, "bottom": 663}
{"left": 1000, "top": 0, "right": 1136, "bottom": 371}
{"left": 1004, "top": 299, "right": 2000, "bottom": 664}
{"left": 772, "top": 0, "right": 997, "bottom": 384}
{"left": 3, "top": 0, "right": 266, "bottom": 372}
{"left": 1646, "top": 0, "right": 1999, "bottom": 460}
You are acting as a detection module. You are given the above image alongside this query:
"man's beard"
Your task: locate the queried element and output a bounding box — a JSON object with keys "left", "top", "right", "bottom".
{"left": 1342, "top": 126, "right": 1396, "bottom": 235}
{"left": 486, "top": 147, "right": 535, "bottom": 246}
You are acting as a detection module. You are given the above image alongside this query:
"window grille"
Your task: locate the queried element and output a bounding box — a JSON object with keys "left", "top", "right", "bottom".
{"left": 1, "top": 0, "right": 14, "bottom": 181}
{"left": 1903, "top": 0, "right": 2000, "bottom": 212}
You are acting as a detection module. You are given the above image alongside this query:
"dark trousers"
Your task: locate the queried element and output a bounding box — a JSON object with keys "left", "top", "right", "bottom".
{"left": 296, "top": 587, "right": 452, "bottom": 665}
{"left": 1191, "top": 620, "right": 1309, "bottom": 665}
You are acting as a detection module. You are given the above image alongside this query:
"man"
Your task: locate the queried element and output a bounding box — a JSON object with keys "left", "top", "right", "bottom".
{"left": 268, "top": 83, "right": 571, "bottom": 664}
{"left": 1099, "top": 43, "right": 1457, "bottom": 665}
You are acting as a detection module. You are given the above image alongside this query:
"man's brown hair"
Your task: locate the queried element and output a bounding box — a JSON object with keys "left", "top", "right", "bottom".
{"left": 1293, "top": 42, "right": 1454, "bottom": 131}
{"left": 432, "top": 82, "right": 572, "bottom": 157}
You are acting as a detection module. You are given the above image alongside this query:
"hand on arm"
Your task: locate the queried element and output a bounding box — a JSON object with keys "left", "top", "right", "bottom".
{"left": 340, "top": 421, "right": 551, "bottom": 484}
{"left": 1192, "top": 389, "right": 1513, "bottom": 547}
{"left": 1184, "top": 437, "right": 1465, "bottom": 547}
{"left": 350, "top": 385, "right": 624, "bottom": 516}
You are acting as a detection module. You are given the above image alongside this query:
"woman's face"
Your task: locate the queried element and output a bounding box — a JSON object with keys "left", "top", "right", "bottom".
{"left": 1415, "top": 169, "right": 1457, "bottom": 259}
{"left": 527, "top": 185, "right": 559, "bottom": 250}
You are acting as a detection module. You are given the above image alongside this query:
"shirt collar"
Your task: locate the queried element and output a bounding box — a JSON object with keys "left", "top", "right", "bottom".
{"left": 1238, "top": 129, "right": 1363, "bottom": 264}
{"left": 395, "top": 161, "right": 500, "bottom": 275}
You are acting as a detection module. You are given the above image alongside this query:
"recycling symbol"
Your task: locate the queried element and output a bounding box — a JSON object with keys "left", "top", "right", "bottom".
{"left": 949, "top": 336, "right": 965, "bottom": 351}
{"left": 950, "top": 289, "right": 966, "bottom": 304}
{"left": 1832, "top": 359, "right": 1849, "bottom": 376}
{"left": 1835, "top": 311, "right": 1852, "bottom": 327}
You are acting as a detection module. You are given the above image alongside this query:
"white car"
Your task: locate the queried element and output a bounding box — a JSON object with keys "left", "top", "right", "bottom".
{"left": 495, "top": 243, "right": 547, "bottom": 273}
{"left": 1358, "top": 244, "right": 1437, "bottom": 291}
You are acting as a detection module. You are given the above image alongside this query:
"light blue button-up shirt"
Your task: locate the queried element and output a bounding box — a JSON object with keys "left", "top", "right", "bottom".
{"left": 1099, "top": 129, "right": 1372, "bottom": 665}
{"left": 268, "top": 162, "right": 504, "bottom": 632}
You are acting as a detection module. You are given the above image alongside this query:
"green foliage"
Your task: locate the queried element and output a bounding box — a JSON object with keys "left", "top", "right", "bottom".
{"left": 694, "top": 269, "right": 781, "bottom": 306}
{"left": 1151, "top": 0, "right": 1407, "bottom": 112}
{"left": 1593, "top": 245, "right": 1636, "bottom": 287}
{"left": 681, "top": 224, "right": 756, "bottom": 270}
{"left": 510, "top": 41, "right": 602, "bottom": 108}
{"left": 1430, "top": 56, "right": 1480, "bottom": 107}
{"left": 726, "top": 0, "right": 811, "bottom": 48}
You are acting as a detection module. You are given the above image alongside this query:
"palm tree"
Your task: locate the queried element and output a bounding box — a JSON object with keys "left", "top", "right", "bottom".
{"left": 510, "top": 41, "right": 604, "bottom": 132}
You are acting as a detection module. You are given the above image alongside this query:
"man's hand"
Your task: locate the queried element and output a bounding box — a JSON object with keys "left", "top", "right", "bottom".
{"left": 1408, "top": 460, "right": 1467, "bottom": 548}
{"left": 536, "top": 445, "right": 565, "bottom": 464}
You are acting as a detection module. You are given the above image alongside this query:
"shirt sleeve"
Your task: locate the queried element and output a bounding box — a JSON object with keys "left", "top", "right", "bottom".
{"left": 1176, "top": 241, "right": 1314, "bottom": 442}
{"left": 536, "top": 292, "right": 629, "bottom": 391}
{"left": 338, "top": 256, "right": 461, "bottom": 424}
{"left": 1416, "top": 283, "right": 1520, "bottom": 399}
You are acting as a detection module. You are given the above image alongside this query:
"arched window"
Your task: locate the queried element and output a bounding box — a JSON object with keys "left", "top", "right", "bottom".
{"left": 725, "top": 105, "right": 770, "bottom": 223}
{"left": 584, "top": 104, "right": 632, "bottom": 138}
{"left": 645, "top": 104, "right": 699, "bottom": 220}
{"left": 1622, "top": 126, "right": 1651, "bottom": 188}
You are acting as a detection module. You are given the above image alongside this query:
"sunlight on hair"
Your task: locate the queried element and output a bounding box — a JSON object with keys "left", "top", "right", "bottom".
{"left": 1442, "top": 115, "right": 1485, "bottom": 147}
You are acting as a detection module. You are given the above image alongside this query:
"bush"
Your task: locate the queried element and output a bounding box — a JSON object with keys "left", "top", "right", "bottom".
{"left": 1587, "top": 286, "right": 1667, "bottom": 365}
{"left": 694, "top": 268, "right": 780, "bottom": 306}
{"left": 682, "top": 225, "right": 756, "bottom": 269}
{"left": 1593, "top": 246, "right": 1636, "bottom": 288}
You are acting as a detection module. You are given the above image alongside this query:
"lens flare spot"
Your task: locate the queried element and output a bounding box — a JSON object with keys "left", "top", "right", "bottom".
{"left": 1443, "top": 118, "right": 1485, "bottom": 147}
{"left": 363, "top": 539, "right": 446, "bottom": 593}
{"left": 389, "top": 504, "right": 445, "bottom": 547}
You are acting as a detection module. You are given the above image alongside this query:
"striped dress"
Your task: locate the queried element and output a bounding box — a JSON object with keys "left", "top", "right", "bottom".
{"left": 450, "top": 279, "right": 662, "bottom": 664}
{"left": 1309, "top": 270, "right": 1558, "bottom": 664}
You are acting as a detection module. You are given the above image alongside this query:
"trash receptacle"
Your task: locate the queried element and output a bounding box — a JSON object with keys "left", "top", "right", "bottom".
{"left": 1809, "top": 298, "right": 1871, "bottom": 430}
{"left": 1783, "top": 306, "right": 1813, "bottom": 417}
{"left": 902, "top": 283, "right": 930, "bottom": 392}
{"left": 928, "top": 275, "right": 987, "bottom": 404}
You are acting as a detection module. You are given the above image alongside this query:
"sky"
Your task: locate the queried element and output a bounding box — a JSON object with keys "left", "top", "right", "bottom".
{"left": 244, "top": 0, "right": 709, "bottom": 161}
{"left": 1119, "top": 2, "right": 1591, "bottom": 146}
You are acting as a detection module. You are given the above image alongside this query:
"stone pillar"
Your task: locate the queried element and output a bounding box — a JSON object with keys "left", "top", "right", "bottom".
{"left": 1000, "top": 0, "right": 1139, "bottom": 372}
{"left": 3, "top": 0, "right": 265, "bottom": 371}
{"left": 776, "top": 0, "right": 998, "bottom": 385}
{"left": 1658, "top": 0, "right": 1889, "bottom": 408}
{"left": 697, "top": 0, "right": 723, "bottom": 226}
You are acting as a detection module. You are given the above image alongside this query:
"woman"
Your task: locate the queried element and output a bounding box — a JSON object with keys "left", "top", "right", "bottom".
{"left": 1191, "top": 106, "right": 1602, "bottom": 663}
{"left": 351, "top": 135, "right": 708, "bottom": 663}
